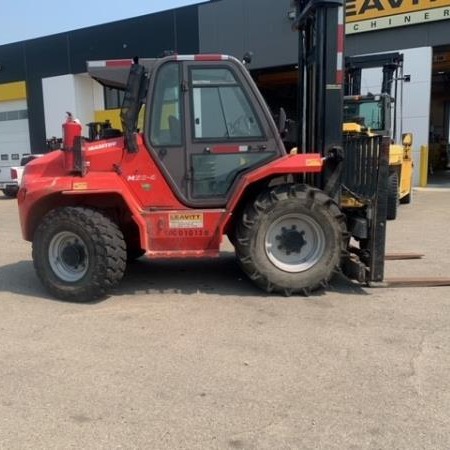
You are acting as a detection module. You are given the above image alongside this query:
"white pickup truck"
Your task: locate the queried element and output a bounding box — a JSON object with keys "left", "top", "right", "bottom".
{"left": 8, "top": 155, "right": 43, "bottom": 197}
{"left": 0, "top": 164, "right": 20, "bottom": 197}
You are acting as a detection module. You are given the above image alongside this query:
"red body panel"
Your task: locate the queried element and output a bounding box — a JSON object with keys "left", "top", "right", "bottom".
{"left": 143, "top": 209, "right": 224, "bottom": 257}
{"left": 19, "top": 132, "right": 323, "bottom": 257}
{"left": 224, "top": 152, "right": 323, "bottom": 214}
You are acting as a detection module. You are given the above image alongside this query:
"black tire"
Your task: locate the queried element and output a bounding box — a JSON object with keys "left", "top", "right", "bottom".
{"left": 387, "top": 172, "right": 399, "bottom": 220}
{"left": 3, "top": 186, "right": 18, "bottom": 198}
{"left": 235, "top": 184, "right": 347, "bottom": 296}
{"left": 32, "top": 207, "right": 126, "bottom": 302}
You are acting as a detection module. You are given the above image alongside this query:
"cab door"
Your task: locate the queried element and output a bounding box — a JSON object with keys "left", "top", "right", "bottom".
{"left": 184, "top": 62, "right": 280, "bottom": 205}
{"left": 146, "top": 61, "right": 188, "bottom": 201}
{"left": 144, "top": 59, "right": 281, "bottom": 208}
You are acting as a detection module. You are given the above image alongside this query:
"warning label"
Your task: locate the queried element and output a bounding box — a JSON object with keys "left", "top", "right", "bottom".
{"left": 169, "top": 213, "right": 204, "bottom": 229}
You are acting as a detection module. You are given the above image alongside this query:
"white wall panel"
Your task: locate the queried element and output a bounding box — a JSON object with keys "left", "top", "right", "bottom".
{"left": 42, "top": 75, "right": 77, "bottom": 139}
{"left": 0, "top": 99, "right": 31, "bottom": 164}
{"left": 42, "top": 74, "right": 104, "bottom": 139}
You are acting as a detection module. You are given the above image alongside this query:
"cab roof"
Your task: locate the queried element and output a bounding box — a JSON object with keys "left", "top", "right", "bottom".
{"left": 87, "top": 54, "right": 232, "bottom": 89}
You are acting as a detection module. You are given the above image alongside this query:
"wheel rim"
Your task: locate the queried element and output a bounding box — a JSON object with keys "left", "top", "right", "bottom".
{"left": 48, "top": 231, "right": 89, "bottom": 282}
{"left": 265, "top": 213, "right": 326, "bottom": 273}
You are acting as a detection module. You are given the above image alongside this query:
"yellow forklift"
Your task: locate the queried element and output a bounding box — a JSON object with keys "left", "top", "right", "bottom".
{"left": 344, "top": 53, "right": 413, "bottom": 220}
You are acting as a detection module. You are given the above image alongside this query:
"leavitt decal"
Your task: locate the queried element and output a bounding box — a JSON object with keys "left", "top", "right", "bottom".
{"left": 169, "top": 213, "right": 204, "bottom": 229}
{"left": 346, "top": 0, "right": 450, "bottom": 33}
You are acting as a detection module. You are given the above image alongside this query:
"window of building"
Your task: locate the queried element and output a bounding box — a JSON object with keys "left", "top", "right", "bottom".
{"left": 0, "top": 109, "right": 28, "bottom": 122}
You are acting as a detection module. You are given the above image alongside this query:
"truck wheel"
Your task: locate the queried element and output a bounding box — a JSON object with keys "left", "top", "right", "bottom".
{"left": 235, "top": 184, "right": 346, "bottom": 296}
{"left": 3, "top": 186, "right": 18, "bottom": 198}
{"left": 32, "top": 207, "right": 126, "bottom": 301}
{"left": 387, "top": 172, "right": 399, "bottom": 220}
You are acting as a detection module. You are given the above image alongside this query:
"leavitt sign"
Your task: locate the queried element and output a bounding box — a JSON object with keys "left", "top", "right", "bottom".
{"left": 346, "top": 0, "right": 450, "bottom": 33}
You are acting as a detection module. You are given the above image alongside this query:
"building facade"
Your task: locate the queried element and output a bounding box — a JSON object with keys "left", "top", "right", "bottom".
{"left": 0, "top": 0, "right": 449, "bottom": 184}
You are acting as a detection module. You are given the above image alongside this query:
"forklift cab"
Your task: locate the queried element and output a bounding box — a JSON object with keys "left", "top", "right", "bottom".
{"left": 89, "top": 55, "right": 286, "bottom": 206}
{"left": 343, "top": 93, "right": 392, "bottom": 136}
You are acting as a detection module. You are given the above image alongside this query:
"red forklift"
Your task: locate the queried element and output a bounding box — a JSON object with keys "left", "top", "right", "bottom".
{"left": 17, "top": 0, "right": 389, "bottom": 301}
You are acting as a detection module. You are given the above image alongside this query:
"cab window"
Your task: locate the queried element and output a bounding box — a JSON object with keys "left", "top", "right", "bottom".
{"left": 190, "top": 67, "right": 263, "bottom": 140}
{"left": 150, "top": 62, "right": 183, "bottom": 146}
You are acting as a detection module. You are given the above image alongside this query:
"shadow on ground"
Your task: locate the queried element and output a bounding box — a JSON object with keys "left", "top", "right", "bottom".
{"left": 0, "top": 251, "right": 368, "bottom": 302}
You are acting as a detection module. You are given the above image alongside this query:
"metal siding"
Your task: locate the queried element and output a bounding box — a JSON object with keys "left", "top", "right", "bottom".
{"left": 26, "top": 77, "right": 46, "bottom": 152}
{"left": 0, "top": 42, "right": 27, "bottom": 83}
{"left": 175, "top": 7, "right": 200, "bottom": 54}
{"left": 199, "top": 1, "right": 450, "bottom": 63}
{"left": 0, "top": 5, "right": 200, "bottom": 152}
{"left": 199, "top": 0, "right": 297, "bottom": 69}
{"left": 69, "top": 13, "right": 175, "bottom": 73}
{"left": 24, "top": 35, "right": 71, "bottom": 78}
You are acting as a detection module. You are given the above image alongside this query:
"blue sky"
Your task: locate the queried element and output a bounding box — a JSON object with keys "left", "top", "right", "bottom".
{"left": 1, "top": 0, "right": 202, "bottom": 45}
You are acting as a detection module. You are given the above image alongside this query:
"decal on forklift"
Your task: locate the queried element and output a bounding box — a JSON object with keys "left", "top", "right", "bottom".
{"left": 166, "top": 229, "right": 210, "bottom": 237}
{"left": 169, "top": 213, "right": 204, "bottom": 229}
{"left": 306, "top": 158, "right": 323, "bottom": 167}
{"left": 73, "top": 182, "right": 88, "bottom": 190}
{"left": 127, "top": 174, "right": 156, "bottom": 182}
{"left": 86, "top": 141, "right": 119, "bottom": 151}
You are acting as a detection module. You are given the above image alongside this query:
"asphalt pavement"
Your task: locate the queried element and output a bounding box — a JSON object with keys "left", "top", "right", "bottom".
{"left": 1, "top": 188, "right": 450, "bottom": 449}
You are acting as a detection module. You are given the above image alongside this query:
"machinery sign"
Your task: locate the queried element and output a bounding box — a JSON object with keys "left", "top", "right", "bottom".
{"left": 346, "top": 0, "right": 450, "bottom": 33}
{"left": 169, "top": 213, "right": 204, "bottom": 229}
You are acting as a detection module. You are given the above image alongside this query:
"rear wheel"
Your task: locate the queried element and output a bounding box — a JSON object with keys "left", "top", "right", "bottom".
{"left": 235, "top": 184, "right": 346, "bottom": 296}
{"left": 387, "top": 172, "right": 399, "bottom": 220}
{"left": 32, "top": 207, "right": 126, "bottom": 301}
{"left": 3, "top": 186, "right": 18, "bottom": 198}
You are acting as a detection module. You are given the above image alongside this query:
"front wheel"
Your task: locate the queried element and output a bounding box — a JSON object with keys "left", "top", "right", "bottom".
{"left": 32, "top": 207, "right": 126, "bottom": 301}
{"left": 235, "top": 184, "right": 346, "bottom": 296}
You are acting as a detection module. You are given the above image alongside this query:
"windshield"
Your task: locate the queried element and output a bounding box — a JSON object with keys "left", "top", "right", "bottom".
{"left": 343, "top": 98, "right": 385, "bottom": 131}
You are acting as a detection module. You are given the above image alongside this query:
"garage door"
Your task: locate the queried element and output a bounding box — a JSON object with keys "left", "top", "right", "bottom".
{"left": 0, "top": 99, "right": 31, "bottom": 169}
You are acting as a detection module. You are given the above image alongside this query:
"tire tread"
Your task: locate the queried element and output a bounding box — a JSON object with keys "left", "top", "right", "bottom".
{"left": 32, "top": 207, "right": 126, "bottom": 301}
{"left": 235, "top": 184, "right": 346, "bottom": 296}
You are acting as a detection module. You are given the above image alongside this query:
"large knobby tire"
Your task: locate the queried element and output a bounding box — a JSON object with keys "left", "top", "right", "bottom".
{"left": 387, "top": 172, "right": 399, "bottom": 220}
{"left": 235, "top": 184, "right": 347, "bottom": 296}
{"left": 32, "top": 207, "right": 126, "bottom": 302}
